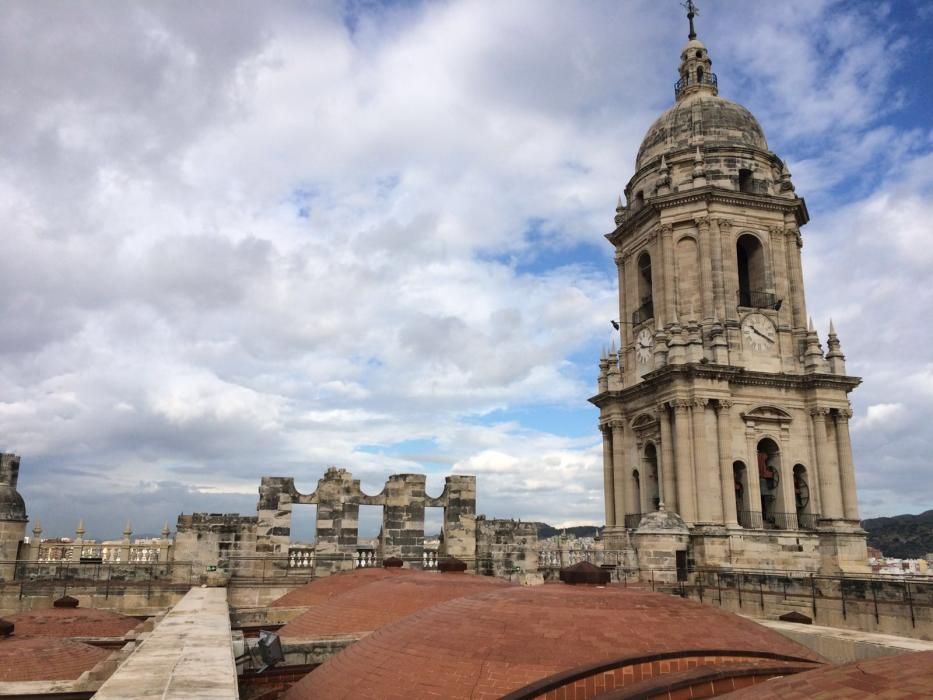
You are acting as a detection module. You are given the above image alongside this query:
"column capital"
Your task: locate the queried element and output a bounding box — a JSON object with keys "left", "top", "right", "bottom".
{"left": 659, "top": 223, "right": 674, "bottom": 237}
{"left": 715, "top": 218, "right": 732, "bottom": 233}
{"left": 673, "top": 399, "right": 691, "bottom": 412}
{"left": 717, "top": 399, "right": 733, "bottom": 410}
{"left": 836, "top": 407, "right": 854, "bottom": 420}
{"left": 768, "top": 224, "right": 784, "bottom": 237}
{"left": 692, "top": 397, "right": 709, "bottom": 408}
{"left": 786, "top": 226, "right": 803, "bottom": 247}
{"left": 598, "top": 421, "right": 612, "bottom": 434}
{"left": 809, "top": 406, "right": 831, "bottom": 418}
{"left": 608, "top": 418, "right": 626, "bottom": 431}
{"left": 656, "top": 401, "right": 671, "bottom": 413}
{"left": 694, "top": 215, "right": 711, "bottom": 231}
{"left": 614, "top": 250, "right": 624, "bottom": 267}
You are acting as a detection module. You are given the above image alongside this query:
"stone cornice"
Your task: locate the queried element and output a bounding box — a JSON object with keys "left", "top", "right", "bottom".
{"left": 607, "top": 186, "right": 809, "bottom": 246}
{"left": 588, "top": 364, "right": 861, "bottom": 408}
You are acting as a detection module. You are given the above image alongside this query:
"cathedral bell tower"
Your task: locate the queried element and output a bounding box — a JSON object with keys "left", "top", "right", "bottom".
{"left": 591, "top": 6, "right": 868, "bottom": 576}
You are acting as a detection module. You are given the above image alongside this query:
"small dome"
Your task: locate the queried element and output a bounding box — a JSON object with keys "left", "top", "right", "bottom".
{"left": 284, "top": 585, "right": 825, "bottom": 699}
{"left": 278, "top": 571, "right": 508, "bottom": 640}
{"left": 270, "top": 567, "right": 416, "bottom": 609}
{"left": 5, "top": 605, "right": 140, "bottom": 639}
{"left": 0, "top": 485, "right": 26, "bottom": 521}
{"left": 636, "top": 93, "right": 769, "bottom": 171}
{"left": 0, "top": 637, "right": 111, "bottom": 681}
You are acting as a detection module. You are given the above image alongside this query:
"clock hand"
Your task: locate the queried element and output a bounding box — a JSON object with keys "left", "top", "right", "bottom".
{"left": 751, "top": 327, "right": 774, "bottom": 343}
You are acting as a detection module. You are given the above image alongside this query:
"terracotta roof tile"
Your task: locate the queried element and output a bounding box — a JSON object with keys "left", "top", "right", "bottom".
{"left": 270, "top": 567, "right": 417, "bottom": 609}
{"left": 284, "top": 585, "right": 823, "bottom": 700}
{"left": 278, "top": 571, "right": 509, "bottom": 640}
{"left": 0, "top": 637, "right": 110, "bottom": 681}
{"left": 5, "top": 605, "right": 139, "bottom": 639}
{"left": 721, "top": 650, "right": 933, "bottom": 699}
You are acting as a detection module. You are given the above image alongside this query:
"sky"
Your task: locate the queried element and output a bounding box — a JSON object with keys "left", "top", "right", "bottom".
{"left": 1, "top": 0, "right": 932, "bottom": 539}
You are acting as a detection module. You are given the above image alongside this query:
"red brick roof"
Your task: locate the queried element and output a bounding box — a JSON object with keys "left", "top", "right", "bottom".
{"left": 722, "top": 650, "right": 933, "bottom": 699}
{"left": 270, "top": 567, "right": 417, "bottom": 608}
{"left": 278, "top": 571, "right": 509, "bottom": 639}
{"left": 5, "top": 605, "right": 139, "bottom": 639}
{"left": 0, "top": 637, "right": 111, "bottom": 681}
{"left": 284, "top": 585, "right": 824, "bottom": 700}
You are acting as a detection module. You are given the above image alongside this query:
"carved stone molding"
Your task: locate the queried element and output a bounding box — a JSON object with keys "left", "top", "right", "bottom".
{"left": 718, "top": 399, "right": 733, "bottom": 411}
{"left": 741, "top": 405, "right": 792, "bottom": 424}
{"left": 673, "top": 399, "right": 692, "bottom": 411}
{"left": 716, "top": 218, "right": 733, "bottom": 233}
{"left": 692, "top": 397, "right": 709, "bottom": 408}
{"left": 659, "top": 224, "right": 673, "bottom": 237}
{"left": 768, "top": 224, "right": 784, "bottom": 237}
{"left": 809, "top": 406, "right": 831, "bottom": 418}
{"left": 835, "top": 407, "right": 854, "bottom": 420}
{"left": 694, "top": 216, "right": 711, "bottom": 230}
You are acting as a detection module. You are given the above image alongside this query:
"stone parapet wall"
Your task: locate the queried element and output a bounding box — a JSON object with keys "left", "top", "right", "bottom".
{"left": 476, "top": 518, "right": 538, "bottom": 578}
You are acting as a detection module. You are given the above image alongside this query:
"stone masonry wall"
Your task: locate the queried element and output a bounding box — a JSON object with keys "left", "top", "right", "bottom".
{"left": 476, "top": 517, "right": 538, "bottom": 578}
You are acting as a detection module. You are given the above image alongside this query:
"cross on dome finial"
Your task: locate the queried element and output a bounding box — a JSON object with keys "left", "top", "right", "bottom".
{"left": 682, "top": 0, "right": 699, "bottom": 40}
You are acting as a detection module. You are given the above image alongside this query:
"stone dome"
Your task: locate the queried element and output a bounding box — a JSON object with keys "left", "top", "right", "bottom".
{"left": 636, "top": 92, "right": 769, "bottom": 172}
{"left": 0, "top": 484, "right": 26, "bottom": 521}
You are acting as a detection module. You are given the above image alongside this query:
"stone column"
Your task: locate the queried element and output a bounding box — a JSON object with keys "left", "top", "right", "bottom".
{"left": 811, "top": 408, "right": 843, "bottom": 520}
{"left": 710, "top": 218, "right": 726, "bottom": 321}
{"left": 121, "top": 522, "right": 132, "bottom": 564}
{"left": 695, "top": 216, "right": 714, "bottom": 322}
{"left": 610, "top": 419, "right": 627, "bottom": 526}
{"left": 716, "top": 401, "right": 738, "bottom": 526}
{"left": 692, "top": 398, "right": 722, "bottom": 522}
{"left": 778, "top": 427, "right": 798, "bottom": 529}
{"left": 786, "top": 227, "right": 807, "bottom": 331}
{"left": 659, "top": 403, "right": 677, "bottom": 512}
{"left": 834, "top": 409, "right": 860, "bottom": 521}
{"left": 672, "top": 401, "right": 696, "bottom": 522}
{"left": 661, "top": 224, "right": 676, "bottom": 325}
{"left": 615, "top": 250, "right": 630, "bottom": 347}
{"left": 601, "top": 424, "right": 616, "bottom": 526}
{"left": 770, "top": 225, "right": 790, "bottom": 316}
{"left": 744, "top": 428, "right": 763, "bottom": 525}
{"left": 718, "top": 219, "right": 738, "bottom": 321}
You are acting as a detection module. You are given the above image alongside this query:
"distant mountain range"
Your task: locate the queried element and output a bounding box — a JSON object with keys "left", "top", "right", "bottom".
{"left": 863, "top": 510, "right": 933, "bottom": 559}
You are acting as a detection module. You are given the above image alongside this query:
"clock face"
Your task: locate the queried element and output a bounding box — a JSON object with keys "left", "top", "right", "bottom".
{"left": 741, "top": 312, "right": 777, "bottom": 352}
{"left": 636, "top": 328, "right": 654, "bottom": 364}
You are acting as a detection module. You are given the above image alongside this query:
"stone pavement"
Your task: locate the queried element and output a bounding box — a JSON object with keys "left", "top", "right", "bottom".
{"left": 93, "top": 587, "right": 237, "bottom": 699}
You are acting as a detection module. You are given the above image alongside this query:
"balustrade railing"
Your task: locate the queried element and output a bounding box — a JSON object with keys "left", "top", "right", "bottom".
{"left": 737, "top": 289, "right": 780, "bottom": 310}
{"left": 631, "top": 301, "right": 654, "bottom": 326}
{"left": 423, "top": 549, "right": 438, "bottom": 569}
{"left": 674, "top": 71, "right": 718, "bottom": 99}
{"left": 287, "top": 548, "right": 314, "bottom": 569}
{"left": 355, "top": 549, "right": 377, "bottom": 568}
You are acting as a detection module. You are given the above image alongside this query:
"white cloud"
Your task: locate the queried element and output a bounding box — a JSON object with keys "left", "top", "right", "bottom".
{"left": 0, "top": 1, "right": 929, "bottom": 535}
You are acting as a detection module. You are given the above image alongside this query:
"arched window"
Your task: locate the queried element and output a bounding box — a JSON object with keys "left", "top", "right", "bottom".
{"left": 634, "top": 190, "right": 644, "bottom": 209}
{"left": 697, "top": 66, "right": 704, "bottom": 83}
{"left": 737, "top": 234, "right": 767, "bottom": 307}
{"left": 757, "top": 438, "right": 783, "bottom": 528}
{"left": 793, "top": 464, "right": 812, "bottom": 528}
{"left": 644, "top": 444, "right": 660, "bottom": 512}
{"left": 632, "top": 252, "right": 654, "bottom": 325}
{"left": 733, "top": 461, "right": 750, "bottom": 527}
{"left": 632, "top": 469, "right": 642, "bottom": 523}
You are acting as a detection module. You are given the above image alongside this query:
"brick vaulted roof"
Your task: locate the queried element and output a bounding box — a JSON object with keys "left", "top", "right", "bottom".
{"left": 270, "top": 566, "right": 417, "bottom": 609}
{"left": 0, "top": 637, "right": 111, "bottom": 681}
{"left": 5, "top": 605, "right": 139, "bottom": 639}
{"left": 278, "top": 571, "right": 509, "bottom": 640}
{"left": 284, "top": 585, "right": 824, "bottom": 700}
{"left": 721, "top": 650, "right": 933, "bottom": 699}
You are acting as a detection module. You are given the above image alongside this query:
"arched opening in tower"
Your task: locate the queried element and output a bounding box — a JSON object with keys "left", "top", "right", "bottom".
{"left": 643, "top": 443, "right": 660, "bottom": 513}
{"left": 756, "top": 438, "right": 782, "bottom": 528}
{"left": 737, "top": 234, "right": 767, "bottom": 307}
